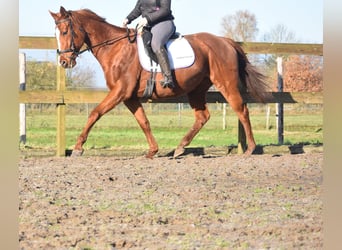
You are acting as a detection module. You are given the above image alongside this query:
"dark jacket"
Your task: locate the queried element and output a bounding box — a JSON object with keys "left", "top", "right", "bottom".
{"left": 126, "top": 0, "right": 174, "bottom": 26}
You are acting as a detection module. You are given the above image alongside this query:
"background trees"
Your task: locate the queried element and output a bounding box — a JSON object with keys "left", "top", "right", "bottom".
{"left": 26, "top": 9, "right": 323, "bottom": 94}
{"left": 283, "top": 55, "right": 323, "bottom": 92}
{"left": 26, "top": 60, "right": 96, "bottom": 90}
{"left": 25, "top": 60, "right": 96, "bottom": 111}
{"left": 221, "top": 10, "right": 322, "bottom": 92}
{"left": 26, "top": 61, "right": 56, "bottom": 90}
{"left": 221, "top": 10, "right": 258, "bottom": 42}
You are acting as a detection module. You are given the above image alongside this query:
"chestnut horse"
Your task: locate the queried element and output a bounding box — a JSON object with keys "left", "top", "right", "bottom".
{"left": 49, "top": 6, "right": 268, "bottom": 158}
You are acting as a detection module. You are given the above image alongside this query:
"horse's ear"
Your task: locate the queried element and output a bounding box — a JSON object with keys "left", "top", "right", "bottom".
{"left": 59, "top": 6, "right": 69, "bottom": 17}
{"left": 49, "top": 10, "right": 59, "bottom": 20}
{"left": 49, "top": 6, "right": 70, "bottom": 22}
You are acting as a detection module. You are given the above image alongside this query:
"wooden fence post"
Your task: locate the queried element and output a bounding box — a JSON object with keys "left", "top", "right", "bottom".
{"left": 277, "top": 57, "right": 284, "bottom": 145}
{"left": 56, "top": 64, "right": 66, "bottom": 156}
{"left": 19, "top": 53, "right": 26, "bottom": 145}
{"left": 222, "top": 103, "right": 227, "bottom": 130}
{"left": 178, "top": 103, "right": 182, "bottom": 127}
{"left": 266, "top": 105, "right": 271, "bottom": 130}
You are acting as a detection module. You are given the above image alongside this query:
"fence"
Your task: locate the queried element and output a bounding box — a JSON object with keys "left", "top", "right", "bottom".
{"left": 19, "top": 36, "right": 323, "bottom": 156}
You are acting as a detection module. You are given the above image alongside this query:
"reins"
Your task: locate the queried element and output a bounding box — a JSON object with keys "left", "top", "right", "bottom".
{"left": 126, "top": 26, "right": 138, "bottom": 43}
{"left": 77, "top": 27, "right": 138, "bottom": 55}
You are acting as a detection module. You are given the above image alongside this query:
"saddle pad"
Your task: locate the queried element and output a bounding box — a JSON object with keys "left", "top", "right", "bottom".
{"left": 137, "top": 34, "right": 195, "bottom": 72}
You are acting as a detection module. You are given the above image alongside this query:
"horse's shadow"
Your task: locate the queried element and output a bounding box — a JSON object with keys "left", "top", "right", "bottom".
{"left": 65, "top": 144, "right": 310, "bottom": 158}
{"left": 164, "top": 145, "right": 266, "bottom": 158}
{"left": 165, "top": 147, "right": 206, "bottom": 158}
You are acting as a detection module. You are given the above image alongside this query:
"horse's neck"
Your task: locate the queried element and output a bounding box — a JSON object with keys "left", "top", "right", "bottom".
{"left": 81, "top": 20, "right": 126, "bottom": 54}
{"left": 80, "top": 18, "right": 136, "bottom": 72}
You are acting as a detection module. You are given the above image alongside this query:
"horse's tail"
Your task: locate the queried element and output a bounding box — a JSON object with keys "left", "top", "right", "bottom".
{"left": 226, "top": 38, "right": 270, "bottom": 103}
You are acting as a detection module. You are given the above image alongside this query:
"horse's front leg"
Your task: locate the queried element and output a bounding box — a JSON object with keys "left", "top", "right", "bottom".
{"left": 124, "top": 99, "right": 158, "bottom": 159}
{"left": 71, "top": 90, "right": 122, "bottom": 156}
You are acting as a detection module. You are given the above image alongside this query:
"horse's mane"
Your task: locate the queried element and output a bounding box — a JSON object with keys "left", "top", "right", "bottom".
{"left": 71, "top": 8, "right": 107, "bottom": 23}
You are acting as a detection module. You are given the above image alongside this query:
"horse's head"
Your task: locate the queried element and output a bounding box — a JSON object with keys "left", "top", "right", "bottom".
{"left": 49, "top": 6, "right": 86, "bottom": 68}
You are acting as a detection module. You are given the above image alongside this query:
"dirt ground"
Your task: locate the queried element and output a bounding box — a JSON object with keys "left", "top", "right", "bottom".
{"left": 19, "top": 149, "right": 323, "bottom": 249}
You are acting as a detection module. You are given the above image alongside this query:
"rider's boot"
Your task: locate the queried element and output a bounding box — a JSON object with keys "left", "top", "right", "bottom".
{"left": 155, "top": 47, "right": 175, "bottom": 89}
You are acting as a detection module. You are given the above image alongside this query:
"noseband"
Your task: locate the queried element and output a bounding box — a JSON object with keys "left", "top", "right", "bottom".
{"left": 55, "top": 17, "right": 137, "bottom": 58}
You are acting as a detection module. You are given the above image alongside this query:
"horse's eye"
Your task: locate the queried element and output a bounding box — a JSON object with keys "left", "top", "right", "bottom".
{"left": 62, "top": 30, "right": 68, "bottom": 36}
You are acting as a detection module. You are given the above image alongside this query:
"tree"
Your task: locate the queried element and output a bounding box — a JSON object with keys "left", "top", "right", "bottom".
{"left": 221, "top": 10, "right": 260, "bottom": 66}
{"left": 283, "top": 55, "right": 323, "bottom": 92}
{"left": 262, "top": 24, "right": 298, "bottom": 69}
{"left": 26, "top": 61, "right": 96, "bottom": 90}
{"left": 66, "top": 66, "right": 96, "bottom": 89}
{"left": 221, "top": 10, "right": 258, "bottom": 42}
{"left": 26, "top": 61, "right": 56, "bottom": 90}
{"left": 261, "top": 24, "right": 299, "bottom": 90}
{"left": 262, "top": 24, "right": 322, "bottom": 92}
{"left": 25, "top": 60, "right": 97, "bottom": 112}
{"left": 262, "top": 24, "right": 297, "bottom": 44}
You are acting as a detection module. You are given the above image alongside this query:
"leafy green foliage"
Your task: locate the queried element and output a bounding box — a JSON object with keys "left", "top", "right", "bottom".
{"left": 25, "top": 60, "right": 96, "bottom": 90}
{"left": 26, "top": 61, "right": 56, "bottom": 90}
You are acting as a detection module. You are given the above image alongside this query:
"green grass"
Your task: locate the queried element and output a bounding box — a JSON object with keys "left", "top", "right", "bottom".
{"left": 22, "top": 104, "right": 323, "bottom": 153}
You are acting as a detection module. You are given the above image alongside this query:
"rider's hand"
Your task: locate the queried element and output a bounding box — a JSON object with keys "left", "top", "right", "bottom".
{"left": 138, "top": 17, "right": 148, "bottom": 28}
{"left": 137, "top": 17, "right": 148, "bottom": 34}
{"left": 122, "top": 18, "right": 129, "bottom": 28}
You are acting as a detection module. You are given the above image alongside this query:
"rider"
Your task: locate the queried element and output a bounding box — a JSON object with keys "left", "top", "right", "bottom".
{"left": 122, "top": 0, "right": 176, "bottom": 89}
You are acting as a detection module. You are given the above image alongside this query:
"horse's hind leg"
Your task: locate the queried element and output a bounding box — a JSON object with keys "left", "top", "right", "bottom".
{"left": 124, "top": 98, "right": 158, "bottom": 159}
{"left": 209, "top": 49, "right": 256, "bottom": 155}
{"left": 221, "top": 87, "right": 256, "bottom": 155}
{"left": 230, "top": 96, "right": 256, "bottom": 155}
{"left": 174, "top": 90, "right": 210, "bottom": 158}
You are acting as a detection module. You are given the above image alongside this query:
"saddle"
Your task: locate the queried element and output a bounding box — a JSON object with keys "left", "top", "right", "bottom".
{"left": 137, "top": 30, "right": 195, "bottom": 98}
{"left": 138, "top": 31, "right": 195, "bottom": 72}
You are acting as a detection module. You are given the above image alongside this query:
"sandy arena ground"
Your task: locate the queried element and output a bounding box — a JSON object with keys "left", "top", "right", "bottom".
{"left": 19, "top": 151, "right": 323, "bottom": 249}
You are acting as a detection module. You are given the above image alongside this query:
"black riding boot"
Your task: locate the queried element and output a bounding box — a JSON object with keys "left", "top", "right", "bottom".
{"left": 155, "top": 47, "right": 175, "bottom": 89}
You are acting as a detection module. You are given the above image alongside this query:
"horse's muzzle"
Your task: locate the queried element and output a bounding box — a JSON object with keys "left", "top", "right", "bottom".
{"left": 59, "top": 56, "right": 77, "bottom": 68}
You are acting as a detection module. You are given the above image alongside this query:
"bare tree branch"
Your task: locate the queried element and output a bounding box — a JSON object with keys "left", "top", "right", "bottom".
{"left": 221, "top": 10, "right": 258, "bottom": 42}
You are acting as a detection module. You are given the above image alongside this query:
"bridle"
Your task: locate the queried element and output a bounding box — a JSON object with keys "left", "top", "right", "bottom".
{"left": 55, "top": 17, "right": 137, "bottom": 58}
{"left": 55, "top": 18, "right": 78, "bottom": 56}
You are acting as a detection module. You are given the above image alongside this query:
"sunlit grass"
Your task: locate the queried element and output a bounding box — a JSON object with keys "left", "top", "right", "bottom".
{"left": 23, "top": 104, "right": 323, "bottom": 152}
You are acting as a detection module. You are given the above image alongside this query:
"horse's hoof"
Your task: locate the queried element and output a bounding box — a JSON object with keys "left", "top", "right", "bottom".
{"left": 71, "top": 149, "right": 84, "bottom": 157}
{"left": 243, "top": 152, "right": 252, "bottom": 157}
{"left": 243, "top": 148, "right": 255, "bottom": 156}
{"left": 173, "top": 146, "right": 185, "bottom": 158}
{"left": 145, "top": 153, "right": 154, "bottom": 159}
{"left": 145, "top": 149, "right": 158, "bottom": 159}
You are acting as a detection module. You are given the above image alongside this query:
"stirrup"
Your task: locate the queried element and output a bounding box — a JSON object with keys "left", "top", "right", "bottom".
{"left": 160, "top": 76, "right": 175, "bottom": 89}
